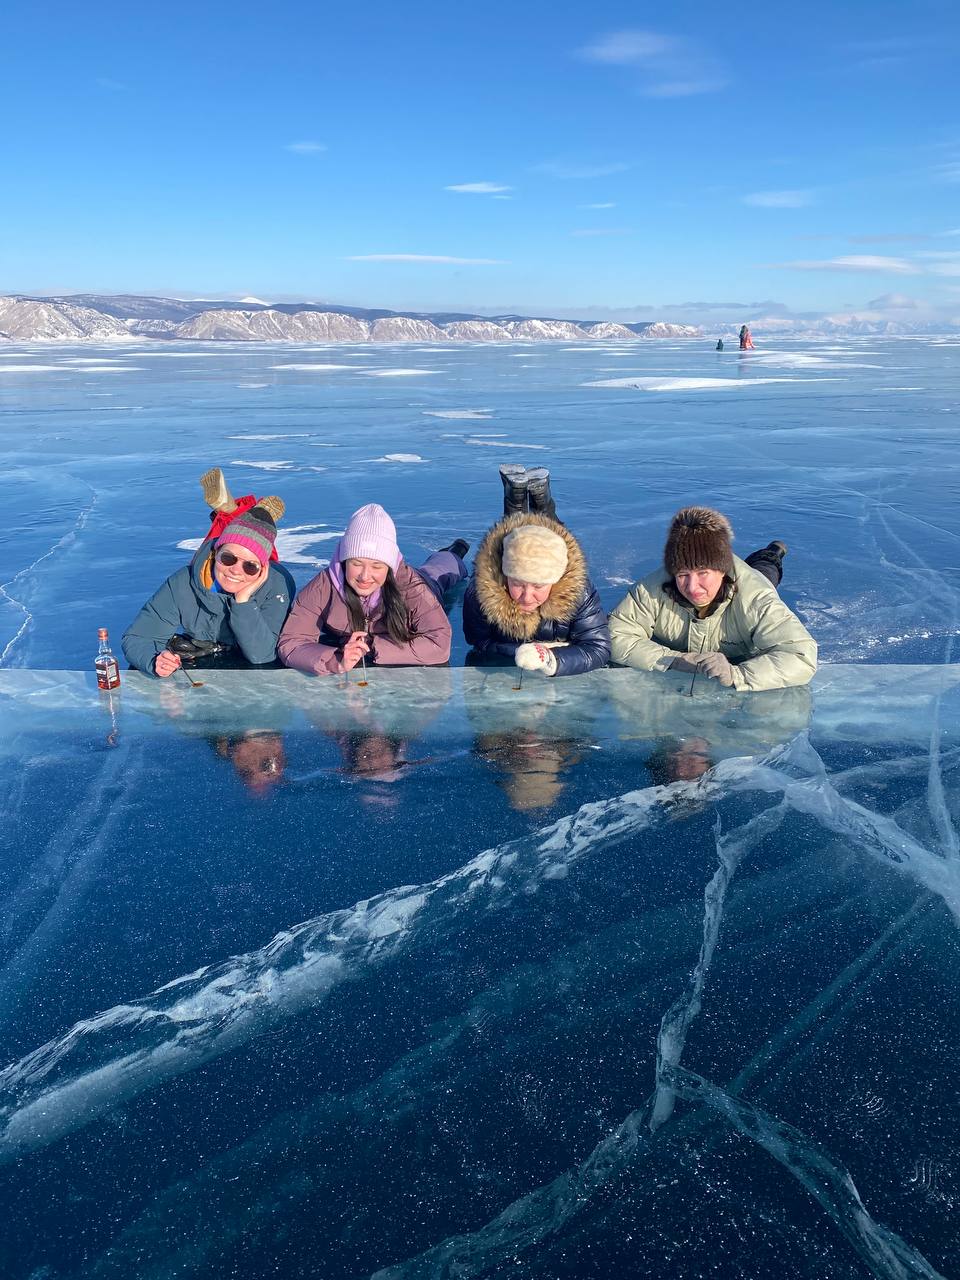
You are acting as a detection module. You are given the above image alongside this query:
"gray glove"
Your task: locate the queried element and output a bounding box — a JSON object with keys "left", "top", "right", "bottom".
{"left": 698, "top": 651, "right": 735, "bottom": 686}
{"left": 669, "top": 652, "right": 704, "bottom": 673}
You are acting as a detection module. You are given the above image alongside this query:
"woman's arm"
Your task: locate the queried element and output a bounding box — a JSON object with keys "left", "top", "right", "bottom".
{"left": 370, "top": 578, "right": 452, "bottom": 667}
{"left": 228, "top": 567, "right": 293, "bottom": 666}
{"left": 122, "top": 576, "right": 187, "bottom": 676}
{"left": 277, "top": 574, "right": 344, "bottom": 676}
{"left": 608, "top": 582, "right": 679, "bottom": 671}
{"left": 730, "top": 594, "right": 818, "bottom": 690}
{"left": 552, "top": 584, "right": 611, "bottom": 676}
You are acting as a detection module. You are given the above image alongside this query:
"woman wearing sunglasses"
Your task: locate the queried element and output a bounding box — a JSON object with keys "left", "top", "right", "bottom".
{"left": 122, "top": 506, "right": 295, "bottom": 676}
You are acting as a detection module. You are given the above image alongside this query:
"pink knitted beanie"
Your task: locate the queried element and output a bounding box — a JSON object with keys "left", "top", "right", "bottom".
{"left": 337, "top": 504, "right": 401, "bottom": 570}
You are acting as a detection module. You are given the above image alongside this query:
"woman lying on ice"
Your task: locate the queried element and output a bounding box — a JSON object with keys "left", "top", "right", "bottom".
{"left": 608, "top": 506, "right": 817, "bottom": 691}
{"left": 278, "top": 503, "right": 468, "bottom": 676}
{"left": 122, "top": 501, "right": 295, "bottom": 677}
{"left": 462, "top": 466, "right": 610, "bottom": 678}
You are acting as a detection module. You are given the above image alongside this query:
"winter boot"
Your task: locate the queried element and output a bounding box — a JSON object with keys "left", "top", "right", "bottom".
{"left": 525, "top": 467, "right": 557, "bottom": 519}
{"left": 744, "top": 540, "right": 787, "bottom": 588}
{"left": 439, "top": 538, "right": 470, "bottom": 559}
{"left": 200, "top": 467, "right": 237, "bottom": 514}
{"left": 499, "top": 464, "right": 528, "bottom": 516}
{"left": 257, "top": 496, "right": 286, "bottom": 523}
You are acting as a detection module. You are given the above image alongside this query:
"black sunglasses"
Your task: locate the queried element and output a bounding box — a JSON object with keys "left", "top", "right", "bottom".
{"left": 216, "top": 549, "right": 261, "bottom": 577}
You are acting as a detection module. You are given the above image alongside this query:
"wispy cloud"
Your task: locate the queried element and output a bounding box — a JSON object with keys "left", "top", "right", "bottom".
{"left": 445, "top": 182, "right": 512, "bottom": 195}
{"left": 534, "top": 160, "right": 630, "bottom": 180}
{"left": 849, "top": 232, "right": 930, "bottom": 243}
{"left": 95, "top": 77, "right": 127, "bottom": 91}
{"left": 570, "top": 228, "right": 633, "bottom": 238}
{"left": 580, "top": 202, "right": 617, "bottom": 209}
{"left": 743, "top": 190, "right": 814, "bottom": 209}
{"left": 579, "top": 29, "right": 728, "bottom": 97}
{"left": 347, "top": 254, "right": 507, "bottom": 265}
{"left": 934, "top": 160, "right": 960, "bottom": 183}
{"left": 284, "top": 141, "right": 327, "bottom": 154}
{"left": 771, "top": 255, "right": 919, "bottom": 274}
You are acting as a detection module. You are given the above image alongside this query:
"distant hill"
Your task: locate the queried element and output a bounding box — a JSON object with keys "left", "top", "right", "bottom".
{"left": 0, "top": 293, "right": 702, "bottom": 344}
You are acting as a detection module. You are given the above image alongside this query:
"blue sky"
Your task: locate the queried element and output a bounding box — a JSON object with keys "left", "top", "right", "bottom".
{"left": 2, "top": 0, "right": 959, "bottom": 322}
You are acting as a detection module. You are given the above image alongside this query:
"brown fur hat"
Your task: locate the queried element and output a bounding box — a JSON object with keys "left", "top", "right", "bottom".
{"left": 664, "top": 507, "right": 734, "bottom": 577}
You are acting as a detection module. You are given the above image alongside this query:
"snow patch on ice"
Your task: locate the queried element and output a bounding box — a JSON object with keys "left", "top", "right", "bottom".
{"left": 178, "top": 524, "right": 343, "bottom": 566}
{"left": 584, "top": 375, "right": 841, "bottom": 392}
{"left": 268, "top": 363, "right": 358, "bottom": 372}
{"left": 363, "top": 369, "right": 440, "bottom": 378}
{"left": 372, "top": 453, "right": 427, "bottom": 463}
{"left": 466, "top": 438, "right": 546, "bottom": 449}
{"left": 422, "top": 409, "right": 493, "bottom": 419}
{"left": 227, "top": 433, "right": 310, "bottom": 440}
{"left": 228, "top": 460, "right": 296, "bottom": 471}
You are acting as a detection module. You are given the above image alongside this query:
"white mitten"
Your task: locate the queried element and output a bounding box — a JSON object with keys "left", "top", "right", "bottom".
{"left": 515, "top": 642, "right": 558, "bottom": 676}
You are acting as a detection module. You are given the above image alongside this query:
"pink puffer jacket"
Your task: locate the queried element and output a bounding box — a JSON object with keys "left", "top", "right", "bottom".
{"left": 278, "top": 564, "right": 452, "bottom": 676}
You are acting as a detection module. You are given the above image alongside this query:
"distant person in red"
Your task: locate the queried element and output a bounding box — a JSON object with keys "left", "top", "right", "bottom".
{"left": 200, "top": 466, "right": 284, "bottom": 560}
{"left": 739, "top": 324, "right": 755, "bottom": 350}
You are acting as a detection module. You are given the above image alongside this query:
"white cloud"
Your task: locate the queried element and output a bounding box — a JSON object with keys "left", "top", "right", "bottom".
{"left": 535, "top": 160, "right": 630, "bottom": 180}
{"left": 743, "top": 190, "right": 814, "bottom": 208}
{"left": 579, "top": 28, "right": 728, "bottom": 96}
{"left": 347, "top": 254, "right": 507, "bottom": 265}
{"left": 445, "top": 182, "right": 512, "bottom": 194}
{"left": 284, "top": 141, "right": 327, "bottom": 154}
{"left": 580, "top": 202, "right": 617, "bottom": 209}
{"left": 772, "top": 255, "right": 919, "bottom": 274}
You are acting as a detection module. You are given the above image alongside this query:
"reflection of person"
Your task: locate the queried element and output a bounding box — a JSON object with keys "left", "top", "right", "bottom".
{"left": 213, "top": 731, "right": 287, "bottom": 795}
{"left": 462, "top": 468, "right": 610, "bottom": 677}
{"left": 609, "top": 507, "right": 817, "bottom": 690}
{"left": 279, "top": 505, "right": 467, "bottom": 676}
{"left": 122, "top": 506, "right": 295, "bottom": 676}
{"left": 475, "top": 730, "right": 583, "bottom": 811}
{"left": 645, "top": 736, "right": 712, "bottom": 786}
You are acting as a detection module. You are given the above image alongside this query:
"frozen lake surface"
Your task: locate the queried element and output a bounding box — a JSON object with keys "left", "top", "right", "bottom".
{"left": 1, "top": 336, "right": 959, "bottom": 667}
{"left": 1, "top": 340, "right": 959, "bottom": 1278}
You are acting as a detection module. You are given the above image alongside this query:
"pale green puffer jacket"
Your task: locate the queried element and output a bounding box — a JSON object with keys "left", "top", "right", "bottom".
{"left": 609, "top": 555, "right": 817, "bottom": 691}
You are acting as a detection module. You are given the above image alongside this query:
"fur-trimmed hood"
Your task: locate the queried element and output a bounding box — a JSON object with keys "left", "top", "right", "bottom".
{"left": 473, "top": 512, "right": 589, "bottom": 642}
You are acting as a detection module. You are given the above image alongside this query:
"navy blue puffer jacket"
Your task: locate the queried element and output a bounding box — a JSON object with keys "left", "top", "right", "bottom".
{"left": 462, "top": 513, "right": 610, "bottom": 677}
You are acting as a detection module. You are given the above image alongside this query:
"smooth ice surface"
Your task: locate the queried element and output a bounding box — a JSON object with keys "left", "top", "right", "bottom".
{"left": 1, "top": 664, "right": 960, "bottom": 1279}
{"left": 1, "top": 340, "right": 959, "bottom": 1278}
{"left": 1, "top": 336, "right": 959, "bottom": 669}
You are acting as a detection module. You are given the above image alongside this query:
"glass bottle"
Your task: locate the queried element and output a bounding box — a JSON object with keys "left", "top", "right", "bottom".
{"left": 95, "top": 627, "right": 121, "bottom": 690}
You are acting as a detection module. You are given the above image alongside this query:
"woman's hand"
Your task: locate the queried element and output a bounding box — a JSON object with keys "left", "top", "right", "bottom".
{"left": 154, "top": 649, "right": 181, "bottom": 678}
{"left": 341, "top": 631, "right": 371, "bottom": 671}
{"left": 232, "top": 561, "right": 269, "bottom": 604}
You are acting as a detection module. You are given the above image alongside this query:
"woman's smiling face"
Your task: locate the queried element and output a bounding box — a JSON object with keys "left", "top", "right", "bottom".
{"left": 344, "top": 558, "right": 389, "bottom": 597}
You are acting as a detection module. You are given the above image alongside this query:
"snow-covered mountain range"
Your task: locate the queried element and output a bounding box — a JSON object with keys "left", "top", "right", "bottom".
{"left": 2, "top": 292, "right": 950, "bottom": 344}
{"left": 0, "top": 294, "right": 701, "bottom": 344}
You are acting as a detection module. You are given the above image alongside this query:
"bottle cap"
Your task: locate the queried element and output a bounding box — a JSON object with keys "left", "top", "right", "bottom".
{"left": 98, "top": 628, "right": 109, "bottom": 639}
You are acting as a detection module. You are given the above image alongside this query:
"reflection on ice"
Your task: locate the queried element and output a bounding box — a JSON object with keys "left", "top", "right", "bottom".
{"left": 0, "top": 664, "right": 958, "bottom": 1278}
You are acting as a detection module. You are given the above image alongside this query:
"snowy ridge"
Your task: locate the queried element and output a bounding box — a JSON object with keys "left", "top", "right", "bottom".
{"left": 0, "top": 295, "right": 704, "bottom": 344}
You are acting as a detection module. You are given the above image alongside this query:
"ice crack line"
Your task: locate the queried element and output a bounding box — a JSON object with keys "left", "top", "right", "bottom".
{"left": 0, "top": 484, "right": 98, "bottom": 665}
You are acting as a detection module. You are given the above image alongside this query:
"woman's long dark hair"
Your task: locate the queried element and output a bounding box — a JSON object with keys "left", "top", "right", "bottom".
{"left": 344, "top": 568, "right": 415, "bottom": 644}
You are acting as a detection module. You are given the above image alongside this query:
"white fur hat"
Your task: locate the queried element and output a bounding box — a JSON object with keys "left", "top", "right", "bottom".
{"left": 501, "top": 525, "right": 568, "bottom": 585}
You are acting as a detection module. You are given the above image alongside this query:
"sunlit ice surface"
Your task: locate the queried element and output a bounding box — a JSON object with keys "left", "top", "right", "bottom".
{"left": 0, "top": 339, "right": 959, "bottom": 1278}
{"left": 1, "top": 335, "right": 958, "bottom": 669}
